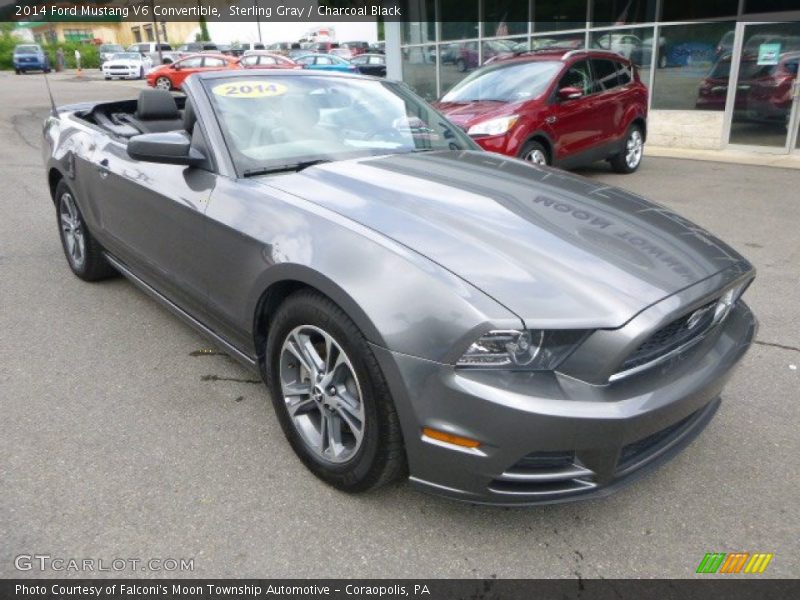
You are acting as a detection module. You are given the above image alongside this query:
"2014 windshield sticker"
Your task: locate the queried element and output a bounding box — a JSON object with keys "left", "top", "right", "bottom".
{"left": 212, "top": 81, "right": 288, "bottom": 98}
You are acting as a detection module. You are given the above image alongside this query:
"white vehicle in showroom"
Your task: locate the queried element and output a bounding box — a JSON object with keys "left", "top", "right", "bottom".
{"left": 102, "top": 52, "right": 153, "bottom": 80}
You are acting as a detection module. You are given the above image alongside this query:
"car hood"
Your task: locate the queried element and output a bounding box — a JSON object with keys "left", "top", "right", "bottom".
{"left": 265, "top": 151, "right": 747, "bottom": 328}
{"left": 434, "top": 100, "right": 519, "bottom": 129}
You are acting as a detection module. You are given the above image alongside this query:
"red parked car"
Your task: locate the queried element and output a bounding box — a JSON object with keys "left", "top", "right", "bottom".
{"left": 146, "top": 53, "right": 237, "bottom": 91}
{"left": 236, "top": 52, "right": 300, "bottom": 70}
{"left": 698, "top": 52, "right": 800, "bottom": 123}
{"left": 435, "top": 50, "right": 649, "bottom": 173}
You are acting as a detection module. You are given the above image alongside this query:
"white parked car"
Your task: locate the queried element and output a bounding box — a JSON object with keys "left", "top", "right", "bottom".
{"left": 102, "top": 52, "right": 153, "bottom": 80}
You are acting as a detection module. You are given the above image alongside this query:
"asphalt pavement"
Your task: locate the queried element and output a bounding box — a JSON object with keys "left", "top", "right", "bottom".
{"left": 1, "top": 70, "right": 798, "bottom": 579}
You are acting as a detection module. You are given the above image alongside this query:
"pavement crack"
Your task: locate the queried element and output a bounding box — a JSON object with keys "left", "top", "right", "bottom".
{"left": 754, "top": 340, "right": 800, "bottom": 353}
{"left": 201, "top": 374, "right": 261, "bottom": 384}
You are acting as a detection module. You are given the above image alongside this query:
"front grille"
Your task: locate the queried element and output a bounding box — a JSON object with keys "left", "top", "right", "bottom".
{"left": 489, "top": 451, "right": 597, "bottom": 497}
{"left": 619, "top": 300, "right": 718, "bottom": 372}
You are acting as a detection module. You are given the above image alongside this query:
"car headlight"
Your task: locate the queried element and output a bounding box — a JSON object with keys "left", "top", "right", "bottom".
{"left": 467, "top": 115, "right": 519, "bottom": 136}
{"left": 456, "top": 329, "right": 588, "bottom": 370}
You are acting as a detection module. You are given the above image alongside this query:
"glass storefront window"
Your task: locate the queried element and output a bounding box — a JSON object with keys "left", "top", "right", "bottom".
{"left": 482, "top": 0, "right": 529, "bottom": 38}
{"left": 441, "top": 41, "right": 478, "bottom": 95}
{"left": 400, "top": 0, "right": 436, "bottom": 45}
{"left": 440, "top": 0, "right": 478, "bottom": 41}
{"left": 533, "top": 0, "right": 588, "bottom": 33}
{"left": 651, "top": 22, "right": 734, "bottom": 110}
{"left": 402, "top": 45, "right": 437, "bottom": 101}
{"left": 530, "top": 32, "right": 586, "bottom": 52}
{"left": 591, "top": 27, "right": 654, "bottom": 88}
{"left": 729, "top": 22, "right": 800, "bottom": 148}
{"left": 592, "top": 0, "right": 657, "bottom": 26}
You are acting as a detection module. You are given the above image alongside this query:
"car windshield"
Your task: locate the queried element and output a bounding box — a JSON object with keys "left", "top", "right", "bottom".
{"left": 204, "top": 75, "right": 477, "bottom": 175}
{"left": 112, "top": 53, "right": 141, "bottom": 61}
{"left": 441, "top": 60, "right": 561, "bottom": 102}
{"left": 15, "top": 45, "right": 40, "bottom": 54}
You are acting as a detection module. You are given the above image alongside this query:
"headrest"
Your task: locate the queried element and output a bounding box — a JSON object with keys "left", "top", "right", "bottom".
{"left": 183, "top": 97, "right": 197, "bottom": 133}
{"left": 136, "top": 89, "right": 179, "bottom": 120}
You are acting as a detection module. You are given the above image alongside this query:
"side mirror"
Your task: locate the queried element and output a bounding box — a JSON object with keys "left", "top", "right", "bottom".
{"left": 558, "top": 86, "right": 584, "bottom": 100}
{"left": 127, "top": 132, "right": 205, "bottom": 166}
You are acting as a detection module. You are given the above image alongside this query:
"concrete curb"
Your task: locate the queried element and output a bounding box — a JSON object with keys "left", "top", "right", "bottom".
{"left": 645, "top": 145, "right": 800, "bottom": 170}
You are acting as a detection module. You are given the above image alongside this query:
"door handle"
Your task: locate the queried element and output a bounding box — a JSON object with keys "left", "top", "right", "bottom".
{"left": 98, "top": 158, "right": 109, "bottom": 178}
{"left": 545, "top": 116, "right": 557, "bottom": 125}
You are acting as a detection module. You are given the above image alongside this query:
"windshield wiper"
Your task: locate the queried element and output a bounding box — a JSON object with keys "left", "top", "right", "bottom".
{"left": 242, "top": 159, "right": 330, "bottom": 178}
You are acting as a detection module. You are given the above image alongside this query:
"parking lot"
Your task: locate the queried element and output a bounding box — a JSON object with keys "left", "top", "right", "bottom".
{"left": 1, "top": 70, "right": 798, "bottom": 578}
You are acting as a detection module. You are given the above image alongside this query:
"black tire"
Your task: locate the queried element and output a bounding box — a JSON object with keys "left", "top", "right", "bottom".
{"left": 265, "top": 290, "right": 406, "bottom": 492}
{"left": 138, "top": 67, "right": 144, "bottom": 79}
{"left": 155, "top": 76, "right": 172, "bottom": 90}
{"left": 609, "top": 125, "right": 644, "bottom": 174}
{"left": 519, "top": 140, "right": 550, "bottom": 166}
{"left": 54, "top": 180, "right": 116, "bottom": 282}
{"left": 104, "top": 76, "right": 111, "bottom": 80}
{"left": 15, "top": 68, "right": 20, "bottom": 75}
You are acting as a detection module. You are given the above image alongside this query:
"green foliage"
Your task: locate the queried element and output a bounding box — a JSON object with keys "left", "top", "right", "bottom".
{"left": 0, "top": 32, "right": 101, "bottom": 70}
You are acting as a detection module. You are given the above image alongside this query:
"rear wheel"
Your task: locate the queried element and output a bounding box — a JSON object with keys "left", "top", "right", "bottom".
{"left": 265, "top": 290, "right": 406, "bottom": 492}
{"left": 610, "top": 125, "right": 644, "bottom": 174}
{"left": 15, "top": 68, "right": 20, "bottom": 75}
{"left": 519, "top": 140, "right": 550, "bottom": 166}
{"left": 155, "top": 76, "right": 172, "bottom": 90}
{"left": 55, "top": 181, "right": 116, "bottom": 282}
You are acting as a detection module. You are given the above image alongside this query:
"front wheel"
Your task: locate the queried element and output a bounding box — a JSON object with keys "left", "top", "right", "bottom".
{"left": 610, "top": 125, "right": 644, "bottom": 174}
{"left": 55, "top": 181, "right": 116, "bottom": 281}
{"left": 154, "top": 76, "right": 172, "bottom": 90}
{"left": 138, "top": 67, "right": 144, "bottom": 79}
{"left": 519, "top": 140, "right": 550, "bottom": 166}
{"left": 456, "top": 58, "right": 466, "bottom": 72}
{"left": 265, "top": 290, "right": 406, "bottom": 492}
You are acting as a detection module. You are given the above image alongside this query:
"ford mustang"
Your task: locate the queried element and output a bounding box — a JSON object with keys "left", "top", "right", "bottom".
{"left": 42, "top": 70, "right": 756, "bottom": 505}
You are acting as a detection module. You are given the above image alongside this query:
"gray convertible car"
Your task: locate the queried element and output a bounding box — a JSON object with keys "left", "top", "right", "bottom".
{"left": 42, "top": 70, "right": 756, "bottom": 505}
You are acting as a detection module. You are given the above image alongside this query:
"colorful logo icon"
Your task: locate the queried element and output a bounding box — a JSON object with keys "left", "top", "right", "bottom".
{"left": 696, "top": 552, "right": 774, "bottom": 574}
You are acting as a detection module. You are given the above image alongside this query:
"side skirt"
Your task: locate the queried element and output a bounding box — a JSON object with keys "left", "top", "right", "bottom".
{"left": 103, "top": 252, "right": 260, "bottom": 373}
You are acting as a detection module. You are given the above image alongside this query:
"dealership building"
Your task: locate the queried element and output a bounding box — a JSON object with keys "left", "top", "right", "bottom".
{"left": 384, "top": 1, "right": 800, "bottom": 156}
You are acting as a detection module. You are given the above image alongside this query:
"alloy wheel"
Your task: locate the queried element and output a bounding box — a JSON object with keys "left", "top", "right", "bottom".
{"left": 625, "top": 130, "right": 643, "bottom": 169}
{"left": 59, "top": 192, "right": 86, "bottom": 269}
{"left": 525, "top": 148, "right": 548, "bottom": 165}
{"left": 279, "top": 325, "right": 365, "bottom": 464}
{"left": 155, "top": 76, "right": 171, "bottom": 90}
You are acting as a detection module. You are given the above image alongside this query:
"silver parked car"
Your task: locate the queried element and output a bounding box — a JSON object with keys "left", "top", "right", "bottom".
{"left": 42, "top": 71, "right": 756, "bottom": 505}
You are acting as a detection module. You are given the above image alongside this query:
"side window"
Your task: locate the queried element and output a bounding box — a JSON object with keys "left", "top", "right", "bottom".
{"left": 203, "top": 57, "right": 226, "bottom": 68}
{"left": 592, "top": 59, "right": 619, "bottom": 92}
{"left": 241, "top": 55, "right": 257, "bottom": 67}
{"left": 137, "top": 44, "right": 149, "bottom": 53}
{"left": 558, "top": 60, "right": 592, "bottom": 95}
{"left": 261, "top": 56, "right": 277, "bottom": 65}
{"left": 617, "top": 62, "right": 633, "bottom": 86}
{"left": 179, "top": 57, "right": 203, "bottom": 68}
{"left": 784, "top": 59, "right": 799, "bottom": 76}
{"left": 316, "top": 56, "right": 332, "bottom": 65}
{"left": 352, "top": 56, "right": 366, "bottom": 65}
{"left": 369, "top": 56, "right": 384, "bottom": 65}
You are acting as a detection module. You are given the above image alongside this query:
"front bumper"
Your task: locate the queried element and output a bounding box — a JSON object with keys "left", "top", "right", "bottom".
{"left": 373, "top": 300, "right": 756, "bottom": 505}
{"left": 103, "top": 67, "right": 141, "bottom": 79}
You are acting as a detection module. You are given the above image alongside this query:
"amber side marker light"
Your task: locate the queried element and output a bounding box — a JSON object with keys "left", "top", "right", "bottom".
{"left": 422, "top": 427, "right": 481, "bottom": 448}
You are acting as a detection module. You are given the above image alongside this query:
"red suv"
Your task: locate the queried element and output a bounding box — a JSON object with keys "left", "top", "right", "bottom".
{"left": 435, "top": 50, "right": 648, "bottom": 173}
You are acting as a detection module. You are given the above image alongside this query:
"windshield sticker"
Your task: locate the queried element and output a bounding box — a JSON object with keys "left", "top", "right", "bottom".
{"left": 212, "top": 81, "right": 288, "bottom": 98}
